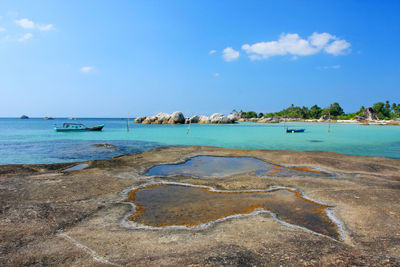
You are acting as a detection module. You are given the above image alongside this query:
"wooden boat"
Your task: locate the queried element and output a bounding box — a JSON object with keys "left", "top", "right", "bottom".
{"left": 286, "top": 128, "right": 305, "bottom": 133}
{"left": 54, "top": 123, "right": 104, "bottom": 132}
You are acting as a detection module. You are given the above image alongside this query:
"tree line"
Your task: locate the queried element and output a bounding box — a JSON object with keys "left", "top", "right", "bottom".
{"left": 237, "top": 101, "right": 400, "bottom": 120}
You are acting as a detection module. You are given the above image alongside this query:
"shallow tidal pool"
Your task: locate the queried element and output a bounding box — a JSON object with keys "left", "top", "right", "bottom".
{"left": 146, "top": 156, "right": 330, "bottom": 178}
{"left": 126, "top": 184, "right": 340, "bottom": 239}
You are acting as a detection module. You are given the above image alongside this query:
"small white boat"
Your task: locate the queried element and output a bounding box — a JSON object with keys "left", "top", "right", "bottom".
{"left": 54, "top": 123, "right": 104, "bottom": 132}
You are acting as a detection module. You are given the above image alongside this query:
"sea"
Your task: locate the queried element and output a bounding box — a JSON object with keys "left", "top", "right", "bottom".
{"left": 0, "top": 118, "right": 399, "bottom": 165}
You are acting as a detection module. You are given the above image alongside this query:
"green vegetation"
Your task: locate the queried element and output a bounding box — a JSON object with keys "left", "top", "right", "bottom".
{"left": 244, "top": 111, "right": 258, "bottom": 119}
{"left": 237, "top": 101, "right": 400, "bottom": 120}
{"left": 372, "top": 101, "right": 397, "bottom": 119}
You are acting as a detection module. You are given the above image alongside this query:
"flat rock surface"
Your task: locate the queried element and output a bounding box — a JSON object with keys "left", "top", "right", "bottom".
{"left": 1, "top": 146, "right": 400, "bottom": 266}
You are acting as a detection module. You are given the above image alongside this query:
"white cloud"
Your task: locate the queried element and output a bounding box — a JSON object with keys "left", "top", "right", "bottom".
{"left": 309, "top": 32, "right": 334, "bottom": 48}
{"left": 15, "top": 18, "right": 35, "bottom": 29}
{"left": 213, "top": 72, "right": 220, "bottom": 77}
{"left": 209, "top": 49, "right": 216, "bottom": 55}
{"left": 18, "top": 33, "right": 32, "bottom": 42}
{"left": 15, "top": 18, "right": 54, "bottom": 31}
{"left": 241, "top": 32, "right": 350, "bottom": 60}
{"left": 324, "top": 40, "right": 351, "bottom": 55}
{"left": 37, "top": 24, "right": 54, "bottom": 31}
{"left": 222, "top": 47, "right": 239, "bottom": 62}
{"left": 0, "top": 27, "right": 6, "bottom": 32}
{"left": 80, "top": 66, "right": 95, "bottom": 73}
{"left": 318, "top": 65, "right": 341, "bottom": 70}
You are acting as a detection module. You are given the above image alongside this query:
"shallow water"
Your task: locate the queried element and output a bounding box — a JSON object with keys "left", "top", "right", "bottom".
{"left": 1, "top": 118, "right": 400, "bottom": 164}
{"left": 147, "top": 156, "right": 329, "bottom": 178}
{"left": 126, "top": 184, "right": 339, "bottom": 239}
{"left": 63, "top": 163, "right": 89, "bottom": 171}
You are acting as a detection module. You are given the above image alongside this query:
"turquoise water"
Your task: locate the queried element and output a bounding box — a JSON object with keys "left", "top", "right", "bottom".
{"left": 0, "top": 118, "right": 399, "bottom": 164}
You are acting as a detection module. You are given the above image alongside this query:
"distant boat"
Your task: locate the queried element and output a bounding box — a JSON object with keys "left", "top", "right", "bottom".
{"left": 286, "top": 127, "right": 305, "bottom": 133}
{"left": 20, "top": 115, "right": 29, "bottom": 119}
{"left": 54, "top": 123, "right": 104, "bottom": 132}
{"left": 68, "top": 117, "right": 76, "bottom": 120}
{"left": 44, "top": 117, "right": 54, "bottom": 120}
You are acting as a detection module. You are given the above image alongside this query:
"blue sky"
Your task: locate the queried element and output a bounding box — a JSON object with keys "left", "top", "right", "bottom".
{"left": 0, "top": 0, "right": 399, "bottom": 117}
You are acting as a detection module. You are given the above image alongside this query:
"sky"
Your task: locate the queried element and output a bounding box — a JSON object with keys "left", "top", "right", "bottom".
{"left": 0, "top": 0, "right": 399, "bottom": 117}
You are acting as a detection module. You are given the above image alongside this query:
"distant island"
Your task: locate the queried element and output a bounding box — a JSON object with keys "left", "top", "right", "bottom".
{"left": 238, "top": 101, "right": 400, "bottom": 121}
{"left": 133, "top": 101, "right": 400, "bottom": 125}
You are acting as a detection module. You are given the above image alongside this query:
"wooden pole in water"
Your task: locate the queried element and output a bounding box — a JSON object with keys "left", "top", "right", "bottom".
{"left": 187, "top": 118, "right": 191, "bottom": 135}
{"left": 328, "top": 112, "right": 331, "bottom": 133}
{"left": 126, "top": 117, "right": 130, "bottom": 132}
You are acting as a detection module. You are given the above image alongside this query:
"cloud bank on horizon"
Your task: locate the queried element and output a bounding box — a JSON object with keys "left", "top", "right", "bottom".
{"left": 222, "top": 32, "right": 351, "bottom": 62}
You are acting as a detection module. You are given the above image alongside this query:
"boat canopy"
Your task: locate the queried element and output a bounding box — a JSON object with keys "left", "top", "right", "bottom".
{"left": 62, "top": 123, "right": 86, "bottom": 129}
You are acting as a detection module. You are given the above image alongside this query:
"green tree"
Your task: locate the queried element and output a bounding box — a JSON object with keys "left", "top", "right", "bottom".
{"left": 245, "top": 111, "right": 258, "bottom": 118}
{"left": 356, "top": 106, "right": 365, "bottom": 116}
{"left": 391, "top": 103, "right": 400, "bottom": 116}
{"left": 258, "top": 112, "right": 264, "bottom": 118}
{"left": 385, "top": 100, "right": 390, "bottom": 111}
{"left": 327, "top": 102, "right": 344, "bottom": 117}
{"left": 373, "top": 102, "right": 390, "bottom": 119}
{"left": 309, "top": 105, "right": 322, "bottom": 119}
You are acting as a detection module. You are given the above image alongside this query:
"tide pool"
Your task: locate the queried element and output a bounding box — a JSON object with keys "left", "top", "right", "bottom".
{"left": 0, "top": 118, "right": 399, "bottom": 164}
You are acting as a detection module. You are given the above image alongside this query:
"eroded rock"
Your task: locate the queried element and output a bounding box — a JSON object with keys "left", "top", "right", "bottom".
{"left": 364, "top": 107, "right": 378, "bottom": 121}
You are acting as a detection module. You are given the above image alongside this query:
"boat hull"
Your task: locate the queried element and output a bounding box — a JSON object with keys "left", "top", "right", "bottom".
{"left": 87, "top": 125, "right": 104, "bottom": 131}
{"left": 286, "top": 129, "right": 305, "bottom": 133}
{"left": 54, "top": 124, "right": 104, "bottom": 132}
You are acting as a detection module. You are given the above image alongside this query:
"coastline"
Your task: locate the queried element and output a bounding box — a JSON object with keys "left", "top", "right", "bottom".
{"left": 1, "top": 118, "right": 400, "bottom": 165}
{"left": 1, "top": 146, "right": 400, "bottom": 265}
{"left": 130, "top": 110, "right": 400, "bottom": 125}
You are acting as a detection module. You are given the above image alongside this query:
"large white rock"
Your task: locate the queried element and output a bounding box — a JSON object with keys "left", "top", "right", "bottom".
{"left": 155, "top": 112, "right": 171, "bottom": 123}
{"left": 318, "top": 115, "right": 330, "bottom": 122}
{"left": 364, "top": 107, "right": 378, "bottom": 121}
{"left": 198, "top": 115, "right": 210, "bottom": 123}
{"left": 227, "top": 112, "right": 240, "bottom": 122}
{"left": 189, "top": 115, "right": 199, "bottom": 123}
{"left": 210, "top": 113, "right": 231, "bottom": 123}
{"left": 170, "top": 111, "right": 185, "bottom": 123}
{"left": 134, "top": 116, "right": 146, "bottom": 123}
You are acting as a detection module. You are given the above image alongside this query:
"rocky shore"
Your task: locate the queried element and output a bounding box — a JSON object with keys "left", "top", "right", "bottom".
{"left": 1, "top": 146, "right": 400, "bottom": 266}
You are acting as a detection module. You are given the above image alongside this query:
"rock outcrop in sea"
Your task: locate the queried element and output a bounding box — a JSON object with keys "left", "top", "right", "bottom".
{"left": 257, "top": 117, "right": 280, "bottom": 123}
{"left": 318, "top": 115, "right": 330, "bottom": 122}
{"left": 228, "top": 112, "right": 241, "bottom": 121}
{"left": 134, "top": 112, "right": 236, "bottom": 124}
{"left": 363, "top": 107, "right": 378, "bottom": 121}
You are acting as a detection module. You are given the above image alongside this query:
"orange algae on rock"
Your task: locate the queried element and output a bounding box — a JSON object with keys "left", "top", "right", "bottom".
{"left": 288, "top": 166, "right": 323, "bottom": 174}
{"left": 125, "top": 184, "right": 340, "bottom": 239}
